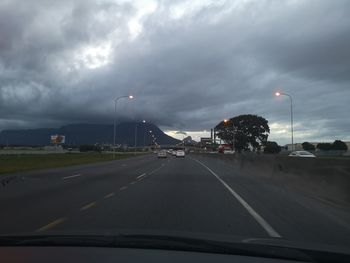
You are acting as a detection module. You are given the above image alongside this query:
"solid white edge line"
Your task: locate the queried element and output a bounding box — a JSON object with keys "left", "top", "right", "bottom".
{"left": 62, "top": 173, "right": 82, "bottom": 180}
{"left": 194, "top": 158, "right": 281, "bottom": 238}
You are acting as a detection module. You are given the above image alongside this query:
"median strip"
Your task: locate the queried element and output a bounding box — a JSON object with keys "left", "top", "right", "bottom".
{"left": 0, "top": 153, "right": 139, "bottom": 175}
{"left": 36, "top": 217, "right": 67, "bottom": 232}
{"left": 80, "top": 201, "right": 97, "bottom": 211}
{"left": 194, "top": 158, "right": 282, "bottom": 238}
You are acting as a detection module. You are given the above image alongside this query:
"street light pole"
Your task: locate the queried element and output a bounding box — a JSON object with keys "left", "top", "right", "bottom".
{"left": 134, "top": 122, "right": 138, "bottom": 148}
{"left": 231, "top": 121, "right": 235, "bottom": 151}
{"left": 134, "top": 120, "right": 146, "bottom": 150}
{"left": 275, "top": 92, "right": 294, "bottom": 151}
{"left": 142, "top": 120, "right": 146, "bottom": 147}
{"left": 224, "top": 119, "right": 235, "bottom": 151}
{"left": 113, "top": 95, "right": 133, "bottom": 158}
{"left": 149, "top": 130, "right": 153, "bottom": 149}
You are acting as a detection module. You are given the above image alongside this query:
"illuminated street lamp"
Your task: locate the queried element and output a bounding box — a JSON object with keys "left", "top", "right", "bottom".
{"left": 141, "top": 120, "right": 146, "bottom": 146}
{"left": 275, "top": 92, "right": 294, "bottom": 151}
{"left": 113, "top": 95, "right": 134, "bottom": 158}
{"left": 149, "top": 130, "right": 154, "bottom": 146}
{"left": 224, "top": 119, "right": 234, "bottom": 151}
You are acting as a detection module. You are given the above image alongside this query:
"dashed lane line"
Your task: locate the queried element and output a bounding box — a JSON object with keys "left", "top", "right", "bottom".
{"left": 104, "top": 192, "right": 115, "bottom": 199}
{"left": 148, "top": 166, "right": 164, "bottom": 175}
{"left": 36, "top": 217, "right": 67, "bottom": 232}
{"left": 137, "top": 173, "right": 146, "bottom": 179}
{"left": 62, "top": 174, "right": 82, "bottom": 180}
{"left": 80, "top": 201, "right": 97, "bottom": 211}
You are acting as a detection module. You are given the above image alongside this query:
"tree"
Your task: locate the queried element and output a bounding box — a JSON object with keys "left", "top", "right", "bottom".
{"left": 316, "top": 143, "right": 332, "bottom": 151}
{"left": 215, "top": 114, "right": 270, "bottom": 152}
{"left": 302, "top": 142, "right": 315, "bottom": 151}
{"left": 332, "top": 140, "right": 348, "bottom": 151}
{"left": 263, "top": 141, "right": 281, "bottom": 154}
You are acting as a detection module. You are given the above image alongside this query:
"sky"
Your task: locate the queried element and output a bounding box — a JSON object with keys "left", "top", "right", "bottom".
{"left": 0, "top": 0, "right": 349, "bottom": 144}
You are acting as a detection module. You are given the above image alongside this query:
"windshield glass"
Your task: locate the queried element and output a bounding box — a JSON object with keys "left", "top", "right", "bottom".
{"left": 1, "top": 0, "right": 350, "bottom": 257}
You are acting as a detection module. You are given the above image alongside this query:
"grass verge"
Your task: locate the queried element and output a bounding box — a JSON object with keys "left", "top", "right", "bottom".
{"left": 0, "top": 153, "right": 143, "bottom": 175}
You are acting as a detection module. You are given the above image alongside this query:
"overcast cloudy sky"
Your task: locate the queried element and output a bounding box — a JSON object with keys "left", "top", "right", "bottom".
{"left": 0, "top": 0, "right": 349, "bottom": 144}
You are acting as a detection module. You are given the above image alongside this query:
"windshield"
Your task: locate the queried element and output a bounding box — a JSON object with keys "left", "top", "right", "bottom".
{"left": 1, "top": 0, "right": 350, "bottom": 258}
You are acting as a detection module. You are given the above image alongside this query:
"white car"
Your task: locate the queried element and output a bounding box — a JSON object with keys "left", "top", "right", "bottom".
{"left": 172, "top": 150, "right": 177, "bottom": 156}
{"left": 176, "top": 150, "right": 185, "bottom": 158}
{"left": 157, "top": 150, "right": 167, "bottom": 158}
{"left": 289, "top": 151, "right": 316, "bottom": 157}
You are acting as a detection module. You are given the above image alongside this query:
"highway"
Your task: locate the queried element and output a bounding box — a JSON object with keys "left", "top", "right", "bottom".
{"left": 1, "top": 153, "right": 350, "bottom": 249}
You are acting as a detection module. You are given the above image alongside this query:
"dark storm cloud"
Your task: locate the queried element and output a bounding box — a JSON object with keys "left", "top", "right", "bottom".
{"left": 0, "top": 0, "right": 349, "bottom": 143}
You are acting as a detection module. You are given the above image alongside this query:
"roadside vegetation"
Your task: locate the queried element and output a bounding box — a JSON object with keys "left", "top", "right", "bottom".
{"left": 215, "top": 114, "right": 270, "bottom": 153}
{"left": 0, "top": 152, "right": 142, "bottom": 175}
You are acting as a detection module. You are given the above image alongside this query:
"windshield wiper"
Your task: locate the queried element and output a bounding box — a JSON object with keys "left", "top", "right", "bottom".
{"left": 0, "top": 234, "right": 349, "bottom": 263}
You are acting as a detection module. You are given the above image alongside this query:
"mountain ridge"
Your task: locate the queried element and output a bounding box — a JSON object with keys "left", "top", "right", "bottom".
{"left": 0, "top": 122, "right": 180, "bottom": 146}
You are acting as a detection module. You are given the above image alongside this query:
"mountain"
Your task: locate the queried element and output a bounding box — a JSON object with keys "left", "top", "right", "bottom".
{"left": 0, "top": 122, "right": 180, "bottom": 146}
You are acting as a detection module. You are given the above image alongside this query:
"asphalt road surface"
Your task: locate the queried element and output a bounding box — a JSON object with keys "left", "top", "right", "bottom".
{"left": 1, "top": 153, "right": 350, "bottom": 249}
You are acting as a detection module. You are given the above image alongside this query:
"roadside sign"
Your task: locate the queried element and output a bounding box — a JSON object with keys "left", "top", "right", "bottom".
{"left": 50, "top": 135, "right": 65, "bottom": 144}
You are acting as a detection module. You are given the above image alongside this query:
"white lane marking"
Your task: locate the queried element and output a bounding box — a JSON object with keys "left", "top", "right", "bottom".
{"left": 36, "top": 217, "right": 67, "bottom": 232}
{"left": 104, "top": 192, "right": 115, "bottom": 198}
{"left": 80, "top": 201, "right": 97, "bottom": 211}
{"left": 120, "top": 186, "right": 128, "bottom": 191}
{"left": 121, "top": 164, "right": 128, "bottom": 167}
{"left": 194, "top": 159, "right": 281, "bottom": 238}
{"left": 148, "top": 166, "right": 164, "bottom": 175}
{"left": 62, "top": 174, "right": 82, "bottom": 180}
{"left": 137, "top": 173, "right": 146, "bottom": 179}
{"left": 130, "top": 181, "right": 137, "bottom": 185}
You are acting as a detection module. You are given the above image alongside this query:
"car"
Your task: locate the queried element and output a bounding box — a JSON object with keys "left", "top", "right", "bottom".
{"left": 157, "top": 150, "right": 167, "bottom": 158}
{"left": 176, "top": 150, "right": 185, "bottom": 158}
{"left": 172, "top": 150, "right": 177, "bottom": 156}
{"left": 289, "top": 151, "right": 316, "bottom": 157}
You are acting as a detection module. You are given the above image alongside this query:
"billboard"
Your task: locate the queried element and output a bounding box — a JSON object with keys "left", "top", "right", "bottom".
{"left": 50, "top": 134, "right": 65, "bottom": 144}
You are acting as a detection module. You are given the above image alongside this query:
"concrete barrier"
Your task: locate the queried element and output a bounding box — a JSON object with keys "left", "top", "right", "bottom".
{"left": 197, "top": 153, "right": 350, "bottom": 206}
